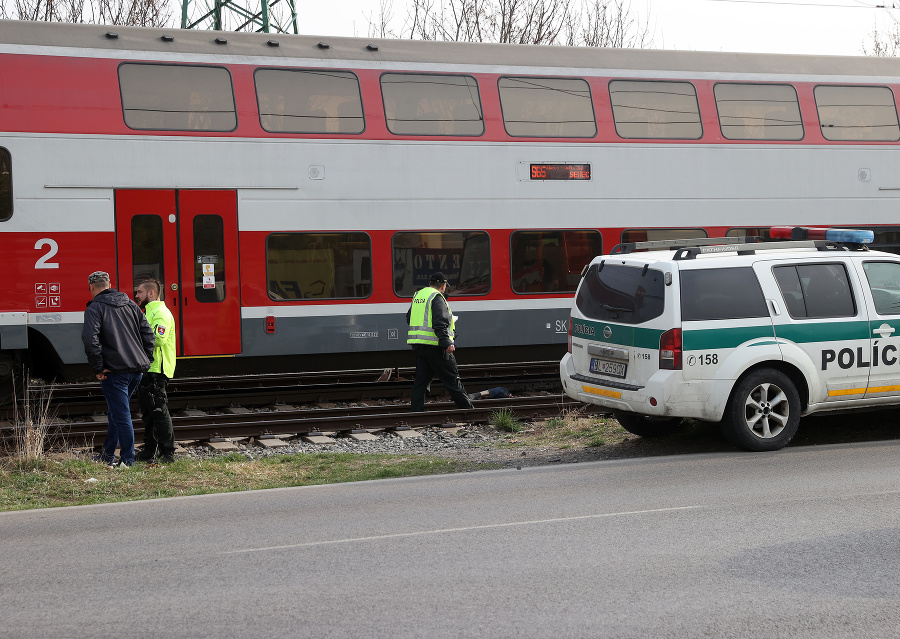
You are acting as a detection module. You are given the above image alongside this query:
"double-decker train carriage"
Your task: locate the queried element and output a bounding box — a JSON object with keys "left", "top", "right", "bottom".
{"left": 4, "top": 19, "right": 900, "bottom": 399}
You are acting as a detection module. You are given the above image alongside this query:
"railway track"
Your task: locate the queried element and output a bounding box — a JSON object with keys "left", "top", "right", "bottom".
{"left": 1, "top": 361, "right": 594, "bottom": 448}
{"left": 9, "top": 361, "right": 560, "bottom": 420}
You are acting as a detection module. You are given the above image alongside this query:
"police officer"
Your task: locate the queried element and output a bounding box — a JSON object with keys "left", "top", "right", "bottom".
{"left": 406, "top": 272, "right": 474, "bottom": 412}
{"left": 134, "top": 279, "right": 177, "bottom": 463}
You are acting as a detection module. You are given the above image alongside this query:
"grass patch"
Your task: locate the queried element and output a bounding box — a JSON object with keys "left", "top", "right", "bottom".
{"left": 490, "top": 408, "right": 523, "bottom": 433}
{"left": 493, "top": 409, "right": 630, "bottom": 449}
{"left": 0, "top": 452, "right": 478, "bottom": 512}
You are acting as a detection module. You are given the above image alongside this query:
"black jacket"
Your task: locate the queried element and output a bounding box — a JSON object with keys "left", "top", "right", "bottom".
{"left": 82, "top": 288, "right": 155, "bottom": 374}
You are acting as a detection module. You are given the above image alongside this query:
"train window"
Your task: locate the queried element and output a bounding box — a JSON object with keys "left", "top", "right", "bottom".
{"left": 393, "top": 231, "right": 490, "bottom": 297}
{"left": 726, "top": 228, "right": 772, "bottom": 240}
{"left": 714, "top": 83, "right": 803, "bottom": 141}
{"left": 381, "top": 73, "right": 484, "bottom": 136}
{"left": 0, "top": 148, "right": 10, "bottom": 222}
{"left": 194, "top": 215, "right": 226, "bottom": 303}
{"left": 621, "top": 228, "right": 707, "bottom": 243}
{"left": 609, "top": 80, "right": 702, "bottom": 139}
{"left": 814, "top": 85, "right": 900, "bottom": 141}
{"left": 119, "top": 63, "right": 237, "bottom": 131}
{"left": 498, "top": 77, "right": 596, "bottom": 138}
{"left": 131, "top": 216, "right": 165, "bottom": 297}
{"left": 510, "top": 230, "right": 602, "bottom": 294}
{"left": 255, "top": 69, "right": 364, "bottom": 134}
{"left": 266, "top": 233, "right": 372, "bottom": 300}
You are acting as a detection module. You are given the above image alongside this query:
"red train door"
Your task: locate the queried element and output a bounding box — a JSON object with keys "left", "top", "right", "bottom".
{"left": 114, "top": 190, "right": 241, "bottom": 357}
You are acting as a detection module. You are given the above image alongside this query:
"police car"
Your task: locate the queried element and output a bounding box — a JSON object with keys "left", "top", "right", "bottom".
{"left": 560, "top": 227, "right": 900, "bottom": 452}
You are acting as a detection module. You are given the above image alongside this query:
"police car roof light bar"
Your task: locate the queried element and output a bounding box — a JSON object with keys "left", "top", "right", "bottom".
{"left": 769, "top": 226, "right": 874, "bottom": 244}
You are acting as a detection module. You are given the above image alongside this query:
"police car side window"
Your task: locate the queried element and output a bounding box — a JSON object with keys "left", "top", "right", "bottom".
{"left": 680, "top": 267, "right": 768, "bottom": 321}
{"left": 773, "top": 263, "right": 856, "bottom": 319}
{"left": 863, "top": 261, "right": 900, "bottom": 315}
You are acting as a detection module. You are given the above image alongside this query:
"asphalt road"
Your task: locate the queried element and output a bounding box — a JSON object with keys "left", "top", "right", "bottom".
{"left": 3, "top": 441, "right": 900, "bottom": 638}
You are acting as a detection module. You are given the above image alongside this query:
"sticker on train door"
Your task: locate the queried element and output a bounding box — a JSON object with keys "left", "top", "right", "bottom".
{"left": 202, "top": 263, "right": 215, "bottom": 289}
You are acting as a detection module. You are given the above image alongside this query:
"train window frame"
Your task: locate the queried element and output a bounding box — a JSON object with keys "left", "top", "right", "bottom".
{"left": 380, "top": 72, "right": 485, "bottom": 137}
{"left": 726, "top": 227, "right": 772, "bottom": 240}
{"left": 391, "top": 230, "right": 492, "bottom": 298}
{"left": 497, "top": 76, "right": 598, "bottom": 138}
{"left": 609, "top": 79, "right": 703, "bottom": 140}
{"left": 264, "top": 231, "right": 373, "bottom": 302}
{"left": 0, "top": 148, "right": 12, "bottom": 222}
{"left": 814, "top": 84, "right": 900, "bottom": 142}
{"left": 713, "top": 82, "right": 804, "bottom": 141}
{"left": 509, "top": 229, "right": 603, "bottom": 295}
{"left": 254, "top": 67, "right": 365, "bottom": 135}
{"left": 621, "top": 228, "right": 708, "bottom": 243}
{"left": 193, "top": 214, "right": 227, "bottom": 304}
{"left": 118, "top": 62, "right": 238, "bottom": 133}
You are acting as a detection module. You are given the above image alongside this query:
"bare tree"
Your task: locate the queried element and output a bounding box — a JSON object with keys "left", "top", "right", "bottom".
{"left": 96, "top": 0, "right": 169, "bottom": 26}
{"left": 366, "top": 0, "right": 397, "bottom": 38}
{"left": 371, "top": 0, "right": 652, "bottom": 47}
{"left": 3, "top": 0, "right": 169, "bottom": 26}
{"left": 568, "top": 0, "right": 651, "bottom": 48}
{"left": 863, "top": 16, "right": 900, "bottom": 57}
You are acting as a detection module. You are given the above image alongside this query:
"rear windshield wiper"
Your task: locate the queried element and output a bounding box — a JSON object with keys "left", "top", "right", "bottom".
{"left": 601, "top": 303, "right": 634, "bottom": 313}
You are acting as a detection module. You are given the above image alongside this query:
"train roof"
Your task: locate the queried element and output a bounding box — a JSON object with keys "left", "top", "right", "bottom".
{"left": 0, "top": 19, "right": 897, "bottom": 79}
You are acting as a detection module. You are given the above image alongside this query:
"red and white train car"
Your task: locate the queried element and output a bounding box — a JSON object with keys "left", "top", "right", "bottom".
{"left": 3, "top": 19, "right": 900, "bottom": 394}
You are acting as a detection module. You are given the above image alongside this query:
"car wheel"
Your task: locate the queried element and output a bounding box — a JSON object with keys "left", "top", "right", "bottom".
{"left": 722, "top": 368, "right": 800, "bottom": 452}
{"left": 613, "top": 411, "right": 682, "bottom": 438}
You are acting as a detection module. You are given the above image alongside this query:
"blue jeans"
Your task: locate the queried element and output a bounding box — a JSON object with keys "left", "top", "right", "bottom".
{"left": 101, "top": 371, "right": 142, "bottom": 464}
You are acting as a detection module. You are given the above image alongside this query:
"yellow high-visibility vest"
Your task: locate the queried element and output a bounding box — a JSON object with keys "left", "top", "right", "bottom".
{"left": 407, "top": 287, "right": 454, "bottom": 346}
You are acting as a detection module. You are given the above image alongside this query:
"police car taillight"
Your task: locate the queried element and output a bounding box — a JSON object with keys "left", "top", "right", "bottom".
{"left": 769, "top": 226, "right": 874, "bottom": 243}
{"left": 659, "top": 328, "right": 682, "bottom": 370}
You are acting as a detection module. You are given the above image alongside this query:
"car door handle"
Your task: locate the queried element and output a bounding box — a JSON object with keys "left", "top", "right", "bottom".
{"left": 874, "top": 323, "right": 895, "bottom": 338}
{"left": 767, "top": 299, "right": 781, "bottom": 316}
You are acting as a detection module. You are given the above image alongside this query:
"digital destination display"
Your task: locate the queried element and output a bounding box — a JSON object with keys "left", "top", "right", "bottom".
{"left": 530, "top": 163, "right": 591, "bottom": 181}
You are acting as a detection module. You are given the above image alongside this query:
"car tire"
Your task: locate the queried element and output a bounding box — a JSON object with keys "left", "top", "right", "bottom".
{"left": 613, "top": 411, "right": 682, "bottom": 438}
{"left": 721, "top": 368, "right": 800, "bottom": 452}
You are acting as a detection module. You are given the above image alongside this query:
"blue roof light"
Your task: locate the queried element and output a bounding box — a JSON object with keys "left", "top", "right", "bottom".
{"left": 824, "top": 228, "right": 874, "bottom": 244}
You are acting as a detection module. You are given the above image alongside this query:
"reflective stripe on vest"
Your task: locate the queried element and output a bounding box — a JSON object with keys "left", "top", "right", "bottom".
{"left": 407, "top": 287, "right": 454, "bottom": 346}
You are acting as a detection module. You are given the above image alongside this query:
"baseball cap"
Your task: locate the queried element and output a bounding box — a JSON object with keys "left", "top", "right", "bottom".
{"left": 430, "top": 272, "right": 447, "bottom": 284}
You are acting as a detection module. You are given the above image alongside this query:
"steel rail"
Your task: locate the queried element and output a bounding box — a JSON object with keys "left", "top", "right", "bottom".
{"left": 2, "top": 394, "right": 599, "bottom": 447}
{"left": 9, "top": 361, "right": 561, "bottom": 420}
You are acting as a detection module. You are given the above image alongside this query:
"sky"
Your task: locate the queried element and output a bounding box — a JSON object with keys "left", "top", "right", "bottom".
{"left": 291, "top": 0, "right": 898, "bottom": 57}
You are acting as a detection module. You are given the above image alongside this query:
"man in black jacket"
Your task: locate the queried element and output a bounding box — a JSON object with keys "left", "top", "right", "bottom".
{"left": 406, "top": 272, "right": 474, "bottom": 412}
{"left": 81, "top": 271, "right": 154, "bottom": 468}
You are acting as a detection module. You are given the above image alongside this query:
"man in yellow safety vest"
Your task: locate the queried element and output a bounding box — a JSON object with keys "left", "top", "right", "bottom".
{"left": 134, "top": 279, "right": 177, "bottom": 463}
{"left": 406, "top": 272, "right": 474, "bottom": 412}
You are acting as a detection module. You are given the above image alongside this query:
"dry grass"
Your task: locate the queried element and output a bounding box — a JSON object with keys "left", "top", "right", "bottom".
{"left": 4, "top": 376, "right": 58, "bottom": 468}
{"left": 492, "top": 407, "right": 629, "bottom": 449}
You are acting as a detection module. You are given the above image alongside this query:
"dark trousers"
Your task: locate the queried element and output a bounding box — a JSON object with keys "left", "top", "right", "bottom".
{"left": 411, "top": 345, "right": 474, "bottom": 412}
{"left": 100, "top": 371, "right": 142, "bottom": 464}
{"left": 138, "top": 372, "right": 175, "bottom": 456}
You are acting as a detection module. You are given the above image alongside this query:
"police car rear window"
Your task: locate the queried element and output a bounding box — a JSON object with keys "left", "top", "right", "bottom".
{"left": 576, "top": 263, "right": 665, "bottom": 324}
{"left": 680, "top": 267, "right": 768, "bottom": 321}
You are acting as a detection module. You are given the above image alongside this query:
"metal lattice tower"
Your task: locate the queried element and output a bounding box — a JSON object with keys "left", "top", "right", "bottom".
{"left": 181, "top": 0, "right": 298, "bottom": 34}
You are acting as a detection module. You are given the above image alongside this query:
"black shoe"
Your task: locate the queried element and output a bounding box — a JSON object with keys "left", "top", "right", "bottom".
{"left": 135, "top": 449, "right": 157, "bottom": 462}
{"left": 158, "top": 454, "right": 176, "bottom": 464}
